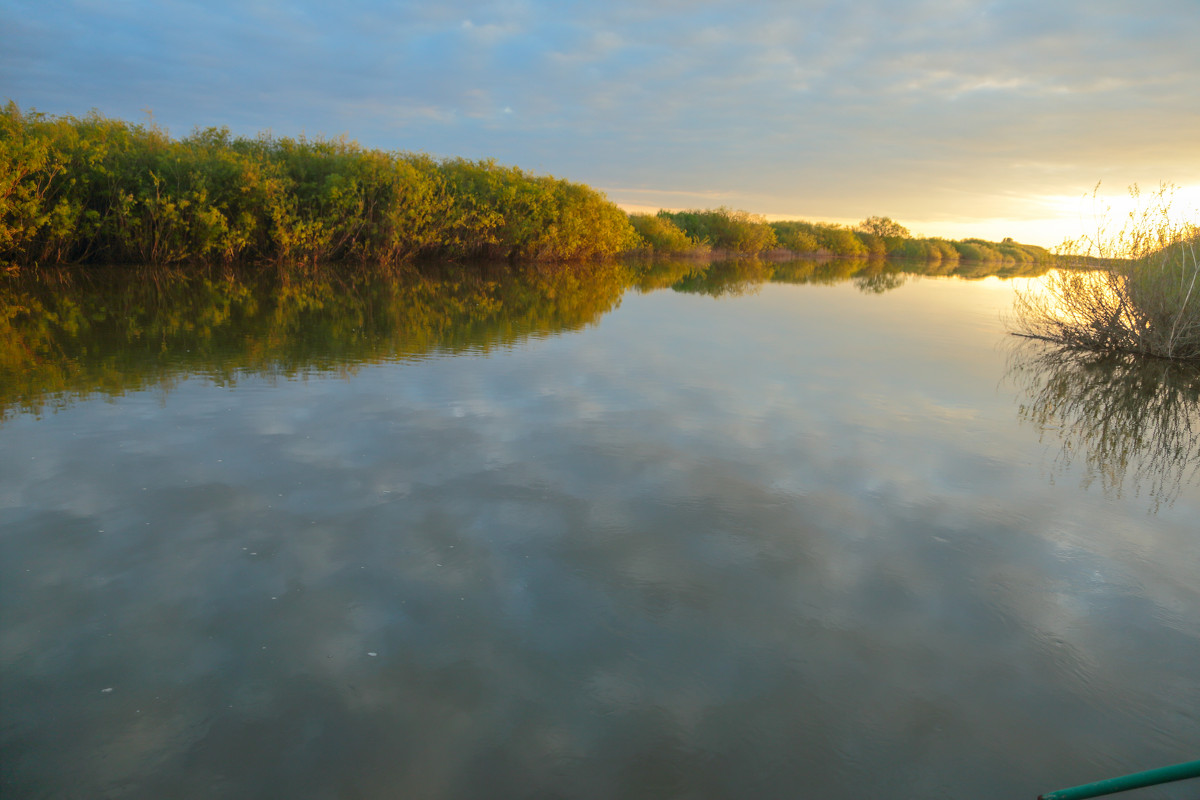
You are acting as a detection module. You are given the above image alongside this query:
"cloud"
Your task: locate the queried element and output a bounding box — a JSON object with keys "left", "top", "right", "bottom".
{"left": 3, "top": 0, "right": 1198, "bottom": 242}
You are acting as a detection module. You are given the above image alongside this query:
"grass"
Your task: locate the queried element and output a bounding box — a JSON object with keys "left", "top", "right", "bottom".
{"left": 1014, "top": 184, "right": 1200, "bottom": 360}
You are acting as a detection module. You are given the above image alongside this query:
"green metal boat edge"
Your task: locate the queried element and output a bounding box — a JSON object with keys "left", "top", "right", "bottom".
{"left": 1038, "top": 758, "right": 1200, "bottom": 800}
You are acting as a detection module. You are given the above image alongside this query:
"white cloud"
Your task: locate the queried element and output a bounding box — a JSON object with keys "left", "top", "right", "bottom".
{"left": 3, "top": 0, "right": 1198, "bottom": 242}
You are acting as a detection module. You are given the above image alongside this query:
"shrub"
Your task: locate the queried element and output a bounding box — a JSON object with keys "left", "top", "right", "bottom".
{"left": 659, "top": 207, "right": 777, "bottom": 254}
{"left": 815, "top": 225, "right": 867, "bottom": 256}
{"left": 954, "top": 240, "right": 1004, "bottom": 262}
{"left": 897, "top": 238, "right": 958, "bottom": 266}
{"left": 769, "top": 221, "right": 820, "bottom": 253}
{"left": 0, "top": 105, "right": 640, "bottom": 269}
{"left": 856, "top": 216, "right": 910, "bottom": 238}
{"left": 628, "top": 213, "right": 700, "bottom": 253}
{"left": 1014, "top": 184, "right": 1200, "bottom": 360}
{"left": 855, "top": 231, "right": 888, "bottom": 257}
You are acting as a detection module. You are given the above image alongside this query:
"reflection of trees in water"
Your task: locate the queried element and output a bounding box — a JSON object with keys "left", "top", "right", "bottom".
{"left": 1008, "top": 341, "right": 1200, "bottom": 510}
{"left": 667, "top": 257, "right": 908, "bottom": 297}
{"left": 669, "top": 258, "right": 771, "bottom": 297}
{"left": 3, "top": 256, "right": 1057, "bottom": 419}
{"left": 853, "top": 264, "right": 908, "bottom": 294}
{"left": 0, "top": 262, "right": 630, "bottom": 418}
{"left": 665, "top": 256, "right": 1046, "bottom": 297}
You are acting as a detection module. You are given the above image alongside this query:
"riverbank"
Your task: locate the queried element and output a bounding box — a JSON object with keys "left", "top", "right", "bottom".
{"left": 4, "top": 103, "right": 1053, "bottom": 272}
{"left": 1013, "top": 185, "right": 1200, "bottom": 361}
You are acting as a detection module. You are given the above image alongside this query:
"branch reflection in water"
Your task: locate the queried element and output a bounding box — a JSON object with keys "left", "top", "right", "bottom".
{"left": 1008, "top": 340, "right": 1200, "bottom": 510}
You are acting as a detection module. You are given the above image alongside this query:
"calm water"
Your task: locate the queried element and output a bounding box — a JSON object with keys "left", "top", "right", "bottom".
{"left": 2, "top": 261, "right": 1198, "bottom": 799}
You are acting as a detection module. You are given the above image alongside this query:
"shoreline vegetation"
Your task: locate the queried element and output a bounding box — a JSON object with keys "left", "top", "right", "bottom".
{"left": 1013, "top": 184, "right": 1200, "bottom": 361}
{"left": 3, "top": 103, "right": 1053, "bottom": 272}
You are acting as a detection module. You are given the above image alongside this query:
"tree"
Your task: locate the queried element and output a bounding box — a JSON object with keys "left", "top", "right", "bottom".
{"left": 856, "top": 216, "right": 910, "bottom": 239}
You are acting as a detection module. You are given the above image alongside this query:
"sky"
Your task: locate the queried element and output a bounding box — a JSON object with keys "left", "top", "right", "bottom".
{"left": 3, "top": 0, "right": 1199, "bottom": 248}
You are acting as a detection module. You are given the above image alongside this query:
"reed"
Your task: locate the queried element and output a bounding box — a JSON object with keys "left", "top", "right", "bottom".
{"left": 1014, "top": 184, "right": 1200, "bottom": 360}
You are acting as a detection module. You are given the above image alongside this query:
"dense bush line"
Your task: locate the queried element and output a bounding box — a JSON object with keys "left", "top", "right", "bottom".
{"left": 1, "top": 103, "right": 640, "bottom": 268}
{"left": 631, "top": 207, "right": 1051, "bottom": 265}
{"left": 3, "top": 103, "right": 1053, "bottom": 270}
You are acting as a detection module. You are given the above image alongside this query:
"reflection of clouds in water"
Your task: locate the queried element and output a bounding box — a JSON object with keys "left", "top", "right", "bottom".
{"left": 3, "top": 286, "right": 1199, "bottom": 797}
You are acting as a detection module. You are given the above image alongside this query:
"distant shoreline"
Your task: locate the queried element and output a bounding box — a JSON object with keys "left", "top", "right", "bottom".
{"left": 3, "top": 103, "right": 1054, "bottom": 273}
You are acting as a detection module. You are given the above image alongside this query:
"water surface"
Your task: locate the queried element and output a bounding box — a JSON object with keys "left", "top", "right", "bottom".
{"left": 2, "top": 261, "right": 1198, "bottom": 799}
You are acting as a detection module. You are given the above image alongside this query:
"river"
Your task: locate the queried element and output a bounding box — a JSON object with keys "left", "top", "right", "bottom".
{"left": 2, "top": 259, "right": 1197, "bottom": 799}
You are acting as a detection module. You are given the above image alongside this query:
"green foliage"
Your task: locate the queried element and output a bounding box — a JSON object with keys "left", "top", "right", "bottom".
{"left": 769, "top": 221, "right": 820, "bottom": 253}
{"left": 628, "top": 213, "right": 701, "bottom": 253}
{"left": 1015, "top": 184, "right": 1200, "bottom": 360}
{"left": 1, "top": 102, "right": 65, "bottom": 267}
{"left": 0, "top": 104, "right": 638, "bottom": 269}
{"left": 953, "top": 240, "right": 1002, "bottom": 262}
{"left": 436, "top": 158, "right": 638, "bottom": 261}
{"left": 896, "top": 237, "right": 960, "bottom": 265}
{"left": 856, "top": 216, "right": 910, "bottom": 239}
{"left": 953, "top": 238, "right": 1052, "bottom": 266}
{"left": 658, "top": 207, "right": 777, "bottom": 254}
{"left": 0, "top": 103, "right": 1062, "bottom": 272}
{"left": 814, "top": 225, "right": 867, "bottom": 257}
{"left": 851, "top": 216, "right": 909, "bottom": 258}
{"left": 638, "top": 207, "right": 1049, "bottom": 268}
{"left": 855, "top": 231, "right": 889, "bottom": 258}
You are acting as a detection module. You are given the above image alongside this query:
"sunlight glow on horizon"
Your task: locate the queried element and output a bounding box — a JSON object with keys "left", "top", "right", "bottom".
{"left": 614, "top": 183, "right": 1200, "bottom": 251}
{"left": 615, "top": 201, "right": 1074, "bottom": 250}
{"left": 6, "top": 0, "right": 1195, "bottom": 253}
